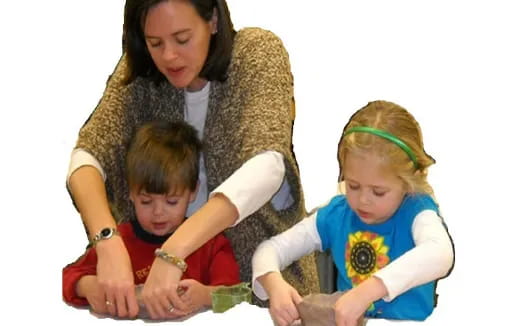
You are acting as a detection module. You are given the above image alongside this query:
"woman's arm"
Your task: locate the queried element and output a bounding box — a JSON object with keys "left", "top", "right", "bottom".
{"left": 68, "top": 54, "right": 139, "bottom": 318}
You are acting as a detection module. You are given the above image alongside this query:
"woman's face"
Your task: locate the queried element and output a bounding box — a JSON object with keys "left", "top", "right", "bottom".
{"left": 144, "top": 0, "right": 217, "bottom": 91}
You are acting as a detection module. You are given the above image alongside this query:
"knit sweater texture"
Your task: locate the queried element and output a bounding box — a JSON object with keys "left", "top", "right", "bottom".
{"left": 74, "top": 27, "right": 319, "bottom": 301}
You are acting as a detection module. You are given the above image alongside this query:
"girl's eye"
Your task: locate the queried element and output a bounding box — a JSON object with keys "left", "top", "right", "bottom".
{"left": 167, "top": 200, "right": 178, "bottom": 205}
{"left": 348, "top": 184, "right": 360, "bottom": 190}
{"left": 373, "top": 190, "right": 387, "bottom": 197}
{"left": 140, "top": 200, "right": 152, "bottom": 205}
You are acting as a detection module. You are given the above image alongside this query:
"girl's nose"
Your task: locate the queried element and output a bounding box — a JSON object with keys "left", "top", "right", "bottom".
{"left": 359, "top": 191, "right": 371, "bottom": 205}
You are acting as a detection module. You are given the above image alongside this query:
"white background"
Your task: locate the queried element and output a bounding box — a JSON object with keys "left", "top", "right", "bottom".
{"left": 1, "top": 0, "right": 519, "bottom": 324}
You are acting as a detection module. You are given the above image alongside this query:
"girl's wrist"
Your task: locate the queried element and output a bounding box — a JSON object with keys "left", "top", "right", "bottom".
{"left": 356, "top": 276, "right": 388, "bottom": 303}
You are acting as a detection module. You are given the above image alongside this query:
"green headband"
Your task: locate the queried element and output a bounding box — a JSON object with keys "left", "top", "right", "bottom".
{"left": 343, "top": 126, "right": 418, "bottom": 169}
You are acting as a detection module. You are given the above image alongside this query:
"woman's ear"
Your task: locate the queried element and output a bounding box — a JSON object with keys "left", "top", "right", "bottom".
{"left": 211, "top": 7, "right": 218, "bottom": 34}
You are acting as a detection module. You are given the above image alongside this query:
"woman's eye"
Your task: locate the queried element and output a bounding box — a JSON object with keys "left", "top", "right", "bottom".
{"left": 148, "top": 41, "right": 162, "bottom": 48}
{"left": 177, "top": 37, "right": 190, "bottom": 45}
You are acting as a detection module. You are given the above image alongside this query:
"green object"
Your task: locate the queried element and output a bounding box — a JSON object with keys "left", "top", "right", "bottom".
{"left": 211, "top": 282, "right": 252, "bottom": 313}
{"left": 343, "top": 126, "right": 419, "bottom": 169}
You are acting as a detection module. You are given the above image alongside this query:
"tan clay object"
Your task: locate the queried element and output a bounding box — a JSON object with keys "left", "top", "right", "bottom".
{"left": 296, "top": 292, "right": 366, "bottom": 326}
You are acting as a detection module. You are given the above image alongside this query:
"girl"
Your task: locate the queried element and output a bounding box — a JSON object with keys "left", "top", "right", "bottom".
{"left": 252, "top": 101, "right": 454, "bottom": 326}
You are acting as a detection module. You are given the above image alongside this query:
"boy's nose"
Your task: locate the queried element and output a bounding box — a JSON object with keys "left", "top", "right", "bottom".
{"left": 152, "top": 203, "right": 164, "bottom": 216}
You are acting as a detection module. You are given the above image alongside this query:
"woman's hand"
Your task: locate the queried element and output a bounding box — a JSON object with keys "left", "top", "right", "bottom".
{"left": 334, "top": 277, "right": 387, "bottom": 326}
{"left": 142, "top": 258, "right": 190, "bottom": 319}
{"left": 95, "top": 236, "right": 139, "bottom": 318}
{"left": 259, "top": 272, "right": 302, "bottom": 326}
{"left": 177, "top": 279, "right": 212, "bottom": 313}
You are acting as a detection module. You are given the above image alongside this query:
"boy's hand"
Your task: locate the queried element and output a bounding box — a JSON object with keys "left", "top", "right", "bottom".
{"left": 178, "top": 279, "right": 211, "bottom": 313}
{"left": 76, "top": 275, "right": 107, "bottom": 314}
{"left": 334, "top": 277, "right": 387, "bottom": 326}
{"left": 259, "top": 272, "right": 302, "bottom": 326}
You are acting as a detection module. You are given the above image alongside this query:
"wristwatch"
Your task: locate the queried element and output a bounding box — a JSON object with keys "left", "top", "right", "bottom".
{"left": 91, "top": 227, "right": 119, "bottom": 247}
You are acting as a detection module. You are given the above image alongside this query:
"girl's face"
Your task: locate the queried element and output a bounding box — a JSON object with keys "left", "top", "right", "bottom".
{"left": 144, "top": 0, "right": 217, "bottom": 91}
{"left": 343, "top": 151, "right": 406, "bottom": 225}
{"left": 130, "top": 187, "right": 196, "bottom": 236}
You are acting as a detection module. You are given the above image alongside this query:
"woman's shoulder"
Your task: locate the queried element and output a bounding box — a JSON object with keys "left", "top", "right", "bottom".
{"left": 232, "top": 27, "right": 288, "bottom": 57}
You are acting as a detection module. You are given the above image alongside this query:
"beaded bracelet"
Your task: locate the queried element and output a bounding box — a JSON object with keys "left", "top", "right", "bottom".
{"left": 154, "top": 248, "right": 188, "bottom": 273}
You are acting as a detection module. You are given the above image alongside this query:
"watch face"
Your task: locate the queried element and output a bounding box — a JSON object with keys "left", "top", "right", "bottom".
{"left": 101, "top": 228, "right": 113, "bottom": 238}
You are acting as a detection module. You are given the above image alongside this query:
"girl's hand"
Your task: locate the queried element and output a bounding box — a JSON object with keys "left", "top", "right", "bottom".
{"left": 334, "top": 277, "right": 387, "bottom": 326}
{"left": 178, "top": 279, "right": 211, "bottom": 313}
{"left": 141, "top": 258, "right": 190, "bottom": 320}
{"left": 259, "top": 272, "right": 302, "bottom": 326}
{"left": 96, "top": 237, "right": 139, "bottom": 318}
{"left": 76, "top": 275, "right": 107, "bottom": 314}
{"left": 334, "top": 289, "right": 370, "bottom": 326}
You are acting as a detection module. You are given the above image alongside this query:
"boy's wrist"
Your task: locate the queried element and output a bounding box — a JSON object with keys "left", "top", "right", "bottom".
{"left": 76, "top": 275, "right": 96, "bottom": 298}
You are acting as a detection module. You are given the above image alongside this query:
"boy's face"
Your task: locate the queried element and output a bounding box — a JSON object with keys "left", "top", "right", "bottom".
{"left": 130, "top": 187, "right": 196, "bottom": 236}
{"left": 343, "top": 151, "right": 406, "bottom": 225}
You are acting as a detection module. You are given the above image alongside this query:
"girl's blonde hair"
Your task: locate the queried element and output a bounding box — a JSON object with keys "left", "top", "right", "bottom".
{"left": 338, "top": 100, "right": 435, "bottom": 196}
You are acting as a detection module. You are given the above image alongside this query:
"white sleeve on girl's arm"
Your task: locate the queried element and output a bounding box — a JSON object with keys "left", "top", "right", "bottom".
{"left": 66, "top": 148, "right": 106, "bottom": 187}
{"left": 210, "top": 151, "right": 286, "bottom": 226}
{"left": 251, "top": 212, "right": 322, "bottom": 300}
{"left": 373, "top": 210, "right": 454, "bottom": 301}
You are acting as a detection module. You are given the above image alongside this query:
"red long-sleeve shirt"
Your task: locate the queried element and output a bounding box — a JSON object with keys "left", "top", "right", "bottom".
{"left": 63, "top": 221, "right": 240, "bottom": 306}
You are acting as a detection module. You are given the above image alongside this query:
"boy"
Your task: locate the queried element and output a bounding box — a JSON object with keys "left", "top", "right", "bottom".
{"left": 63, "top": 121, "right": 240, "bottom": 318}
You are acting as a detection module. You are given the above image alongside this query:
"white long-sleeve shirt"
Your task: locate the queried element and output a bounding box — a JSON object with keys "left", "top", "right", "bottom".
{"left": 252, "top": 204, "right": 454, "bottom": 301}
{"left": 67, "top": 82, "right": 294, "bottom": 225}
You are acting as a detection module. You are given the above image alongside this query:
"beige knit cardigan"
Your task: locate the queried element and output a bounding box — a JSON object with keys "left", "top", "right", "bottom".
{"left": 75, "top": 27, "right": 319, "bottom": 302}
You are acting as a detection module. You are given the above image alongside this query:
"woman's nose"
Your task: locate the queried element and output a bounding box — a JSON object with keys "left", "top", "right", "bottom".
{"left": 162, "top": 42, "right": 179, "bottom": 62}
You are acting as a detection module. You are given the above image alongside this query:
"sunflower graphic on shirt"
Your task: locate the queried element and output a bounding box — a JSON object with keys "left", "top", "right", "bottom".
{"left": 345, "top": 231, "right": 390, "bottom": 286}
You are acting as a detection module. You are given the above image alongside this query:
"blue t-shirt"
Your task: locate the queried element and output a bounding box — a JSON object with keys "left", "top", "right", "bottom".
{"left": 316, "top": 194, "right": 439, "bottom": 320}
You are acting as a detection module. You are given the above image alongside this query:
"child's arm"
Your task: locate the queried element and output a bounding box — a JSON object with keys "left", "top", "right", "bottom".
{"left": 62, "top": 248, "right": 98, "bottom": 306}
{"left": 76, "top": 275, "right": 109, "bottom": 314}
{"left": 373, "top": 210, "right": 454, "bottom": 301}
{"left": 177, "top": 279, "right": 214, "bottom": 312}
{"left": 252, "top": 213, "right": 322, "bottom": 326}
{"left": 176, "top": 234, "right": 241, "bottom": 313}
{"left": 335, "top": 276, "right": 387, "bottom": 326}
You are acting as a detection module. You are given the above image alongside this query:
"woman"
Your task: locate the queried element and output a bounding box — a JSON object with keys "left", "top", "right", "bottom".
{"left": 67, "top": 0, "right": 319, "bottom": 320}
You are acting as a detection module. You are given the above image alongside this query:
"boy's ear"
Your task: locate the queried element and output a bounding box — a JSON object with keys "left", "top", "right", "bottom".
{"left": 189, "top": 182, "right": 200, "bottom": 202}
